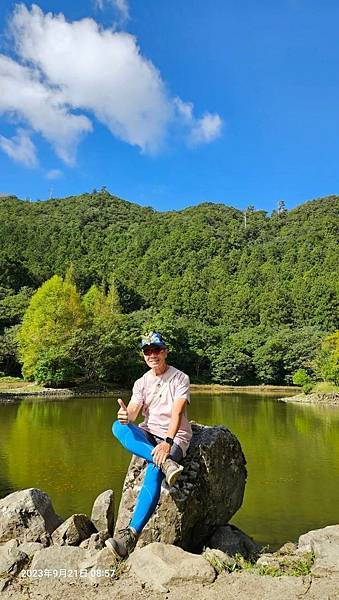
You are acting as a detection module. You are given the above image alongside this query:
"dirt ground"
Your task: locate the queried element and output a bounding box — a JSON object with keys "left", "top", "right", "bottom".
{"left": 2, "top": 568, "right": 338, "bottom": 600}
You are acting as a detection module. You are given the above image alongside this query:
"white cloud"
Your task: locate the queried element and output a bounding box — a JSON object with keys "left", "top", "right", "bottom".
{"left": 9, "top": 4, "right": 170, "bottom": 154}
{"left": 114, "top": 0, "right": 130, "bottom": 21}
{"left": 0, "top": 4, "right": 222, "bottom": 165}
{"left": 46, "top": 168, "right": 63, "bottom": 180}
{"left": 95, "top": 0, "right": 130, "bottom": 21}
{"left": 189, "top": 113, "right": 223, "bottom": 146}
{"left": 0, "top": 128, "right": 37, "bottom": 167}
{"left": 174, "top": 99, "right": 222, "bottom": 146}
{"left": 174, "top": 97, "right": 194, "bottom": 122}
{"left": 0, "top": 54, "right": 92, "bottom": 164}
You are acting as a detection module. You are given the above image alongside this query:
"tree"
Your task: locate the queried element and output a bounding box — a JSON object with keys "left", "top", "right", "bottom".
{"left": 253, "top": 327, "right": 323, "bottom": 384}
{"left": 210, "top": 343, "right": 253, "bottom": 384}
{"left": 315, "top": 331, "right": 339, "bottom": 385}
{"left": 292, "top": 369, "right": 314, "bottom": 394}
{"left": 0, "top": 251, "right": 38, "bottom": 292}
{"left": 0, "top": 286, "right": 34, "bottom": 332}
{"left": 74, "top": 281, "right": 129, "bottom": 382}
{"left": 0, "top": 326, "right": 21, "bottom": 376}
{"left": 17, "top": 275, "right": 84, "bottom": 383}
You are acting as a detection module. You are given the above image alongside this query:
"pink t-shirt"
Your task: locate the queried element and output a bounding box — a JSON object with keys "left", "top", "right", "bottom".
{"left": 130, "top": 365, "right": 192, "bottom": 456}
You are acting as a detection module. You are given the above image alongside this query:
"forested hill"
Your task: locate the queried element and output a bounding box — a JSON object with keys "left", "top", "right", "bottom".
{"left": 0, "top": 192, "right": 338, "bottom": 384}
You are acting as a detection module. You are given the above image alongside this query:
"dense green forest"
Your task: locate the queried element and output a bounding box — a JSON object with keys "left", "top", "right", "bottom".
{"left": 0, "top": 191, "right": 338, "bottom": 386}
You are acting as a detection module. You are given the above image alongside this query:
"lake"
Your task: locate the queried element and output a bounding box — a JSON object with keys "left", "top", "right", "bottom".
{"left": 0, "top": 391, "right": 338, "bottom": 548}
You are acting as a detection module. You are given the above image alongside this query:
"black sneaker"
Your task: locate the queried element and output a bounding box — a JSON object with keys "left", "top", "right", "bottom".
{"left": 105, "top": 526, "right": 138, "bottom": 560}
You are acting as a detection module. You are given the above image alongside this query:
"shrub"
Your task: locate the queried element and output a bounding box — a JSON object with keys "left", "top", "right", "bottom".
{"left": 292, "top": 368, "right": 314, "bottom": 393}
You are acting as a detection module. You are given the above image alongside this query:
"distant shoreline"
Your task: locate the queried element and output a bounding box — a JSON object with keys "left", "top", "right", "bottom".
{"left": 0, "top": 382, "right": 300, "bottom": 403}
{"left": 190, "top": 384, "right": 299, "bottom": 395}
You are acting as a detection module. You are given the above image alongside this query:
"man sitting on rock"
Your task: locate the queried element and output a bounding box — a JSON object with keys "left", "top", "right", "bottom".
{"left": 105, "top": 331, "right": 192, "bottom": 560}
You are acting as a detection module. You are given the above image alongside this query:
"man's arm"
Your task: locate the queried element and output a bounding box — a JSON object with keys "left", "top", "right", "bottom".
{"left": 117, "top": 398, "right": 142, "bottom": 424}
{"left": 151, "top": 397, "right": 187, "bottom": 466}
{"left": 165, "top": 397, "right": 187, "bottom": 440}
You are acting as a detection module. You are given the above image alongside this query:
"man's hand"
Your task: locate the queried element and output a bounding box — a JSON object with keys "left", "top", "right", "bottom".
{"left": 151, "top": 441, "right": 171, "bottom": 467}
{"left": 117, "top": 398, "right": 129, "bottom": 424}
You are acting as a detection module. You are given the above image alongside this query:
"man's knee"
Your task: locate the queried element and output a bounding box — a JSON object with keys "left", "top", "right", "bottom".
{"left": 112, "top": 419, "right": 124, "bottom": 438}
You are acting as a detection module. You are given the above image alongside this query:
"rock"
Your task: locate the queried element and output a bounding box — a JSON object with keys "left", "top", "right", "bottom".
{"left": 297, "top": 524, "right": 339, "bottom": 554}
{"left": 202, "top": 548, "right": 235, "bottom": 572}
{"left": 91, "top": 490, "right": 114, "bottom": 535}
{"left": 52, "top": 514, "right": 97, "bottom": 546}
{"left": 79, "top": 547, "right": 117, "bottom": 583}
{"left": 297, "top": 525, "right": 339, "bottom": 577}
{"left": 254, "top": 527, "right": 339, "bottom": 578}
{"left": 79, "top": 547, "right": 116, "bottom": 571}
{"left": 0, "top": 577, "right": 11, "bottom": 593}
{"left": 280, "top": 393, "right": 339, "bottom": 405}
{"left": 0, "top": 488, "right": 63, "bottom": 544}
{"left": 18, "top": 541, "right": 44, "bottom": 557}
{"left": 206, "top": 524, "right": 260, "bottom": 559}
{"left": 256, "top": 554, "right": 281, "bottom": 569}
{"left": 115, "top": 422, "right": 247, "bottom": 552}
{"left": 312, "top": 539, "right": 339, "bottom": 577}
{"left": 29, "top": 545, "right": 89, "bottom": 574}
{"left": 276, "top": 542, "right": 297, "bottom": 555}
{"left": 79, "top": 530, "right": 110, "bottom": 550}
{"left": 28, "top": 546, "right": 115, "bottom": 585}
{"left": 127, "top": 542, "right": 216, "bottom": 590}
{"left": 0, "top": 539, "right": 28, "bottom": 577}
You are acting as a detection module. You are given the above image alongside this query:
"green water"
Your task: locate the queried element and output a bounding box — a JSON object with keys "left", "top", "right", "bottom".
{"left": 0, "top": 392, "right": 338, "bottom": 548}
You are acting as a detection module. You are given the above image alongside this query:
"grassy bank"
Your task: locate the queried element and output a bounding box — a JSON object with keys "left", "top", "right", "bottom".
{"left": 0, "top": 376, "right": 301, "bottom": 398}
{"left": 190, "top": 384, "right": 300, "bottom": 395}
{"left": 311, "top": 381, "right": 339, "bottom": 394}
{"left": 0, "top": 376, "right": 124, "bottom": 397}
{"left": 0, "top": 376, "right": 45, "bottom": 393}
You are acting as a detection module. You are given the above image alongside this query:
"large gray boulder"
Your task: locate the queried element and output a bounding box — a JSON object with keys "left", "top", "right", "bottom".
{"left": 29, "top": 545, "right": 115, "bottom": 585}
{"left": 127, "top": 542, "right": 216, "bottom": 591}
{"left": 30, "top": 545, "right": 89, "bottom": 575}
{"left": 115, "top": 422, "right": 247, "bottom": 552}
{"left": 0, "top": 488, "right": 63, "bottom": 544}
{"left": 297, "top": 524, "right": 339, "bottom": 554}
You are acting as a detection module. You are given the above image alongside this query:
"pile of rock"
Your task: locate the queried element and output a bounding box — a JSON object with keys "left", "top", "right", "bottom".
{"left": 279, "top": 392, "right": 339, "bottom": 405}
{"left": 0, "top": 483, "right": 259, "bottom": 594}
{"left": 0, "top": 487, "right": 116, "bottom": 592}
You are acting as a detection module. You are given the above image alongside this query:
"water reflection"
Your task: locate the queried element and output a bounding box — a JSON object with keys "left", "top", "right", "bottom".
{"left": 0, "top": 393, "right": 338, "bottom": 547}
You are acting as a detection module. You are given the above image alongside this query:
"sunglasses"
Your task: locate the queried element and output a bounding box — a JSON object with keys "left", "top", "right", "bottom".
{"left": 143, "top": 347, "right": 164, "bottom": 356}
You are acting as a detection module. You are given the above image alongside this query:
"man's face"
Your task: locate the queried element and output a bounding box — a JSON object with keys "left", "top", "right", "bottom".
{"left": 143, "top": 346, "right": 168, "bottom": 370}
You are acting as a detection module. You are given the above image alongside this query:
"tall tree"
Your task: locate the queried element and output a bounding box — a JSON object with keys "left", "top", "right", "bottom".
{"left": 17, "top": 275, "right": 84, "bottom": 383}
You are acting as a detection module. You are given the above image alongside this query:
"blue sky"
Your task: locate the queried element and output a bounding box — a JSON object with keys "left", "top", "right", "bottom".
{"left": 0, "top": 1, "right": 338, "bottom": 212}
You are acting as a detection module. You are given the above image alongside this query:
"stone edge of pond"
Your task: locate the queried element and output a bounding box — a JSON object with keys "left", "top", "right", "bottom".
{"left": 279, "top": 392, "right": 339, "bottom": 406}
{"left": 0, "top": 388, "right": 122, "bottom": 402}
{"left": 0, "top": 384, "right": 301, "bottom": 403}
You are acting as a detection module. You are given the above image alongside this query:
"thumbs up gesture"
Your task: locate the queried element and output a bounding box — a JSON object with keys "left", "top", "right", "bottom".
{"left": 117, "top": 398, "right": 129, "bottom": 424}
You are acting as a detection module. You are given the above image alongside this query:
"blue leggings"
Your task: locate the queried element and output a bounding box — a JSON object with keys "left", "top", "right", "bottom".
{"left": 112, "top": 420, "right": 182, "bottom": 534}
